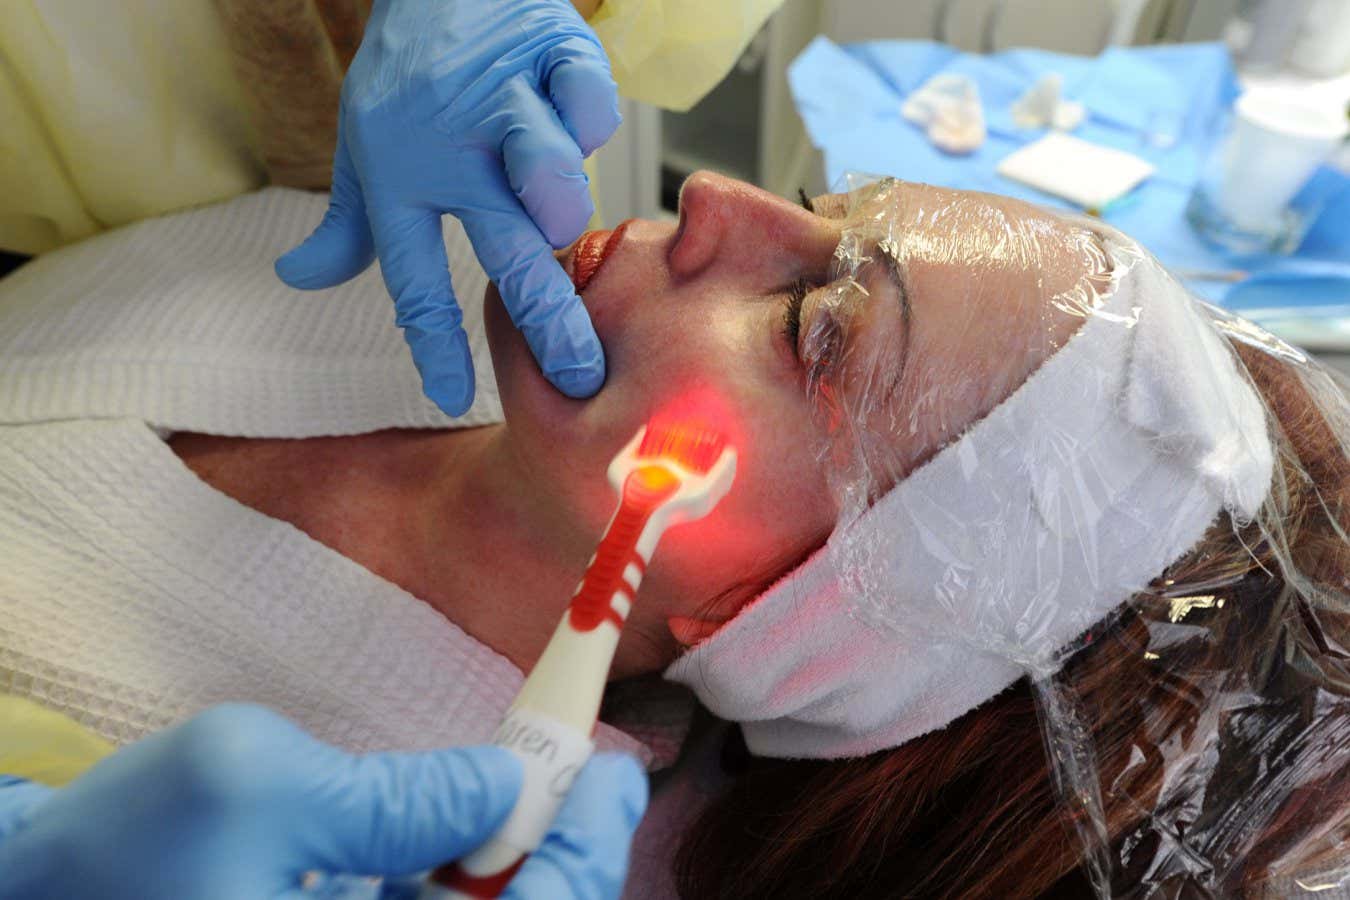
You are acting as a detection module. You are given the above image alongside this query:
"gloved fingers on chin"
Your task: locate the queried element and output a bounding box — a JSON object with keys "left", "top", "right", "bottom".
{"left": 459, "top": 194, "right": 604, "bottom": 398}
{"left": 500, "top": 87, "right": 593, "bottom": 249}
{"left": 368, "top": 207, "right": 475, "bottom": 415}
{"left": 541, "top": 40, "right": 621, "bottom": 157}
{"left": 406, "top": 326, "right": 477, "bottom": 417}
{"left": 275, "top": 132, "right": 376, "bottom": 290}
{"left": 501, "top": 753, "right": 647, "bottom": 900}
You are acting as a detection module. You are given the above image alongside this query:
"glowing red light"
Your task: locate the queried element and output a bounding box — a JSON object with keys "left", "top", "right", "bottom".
{"left": 643, "top": 386, "right": 742, "bottom": 471}
{"left": 637, "top": 424, "right": 726, "bottom": 473}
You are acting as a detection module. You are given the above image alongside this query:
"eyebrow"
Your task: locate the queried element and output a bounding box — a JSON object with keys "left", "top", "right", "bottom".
{"left": 874, "top": 240, "right": 913, "bottom": 399}
{"left": 803, "top": 195, "right": 914, "bottom": 392}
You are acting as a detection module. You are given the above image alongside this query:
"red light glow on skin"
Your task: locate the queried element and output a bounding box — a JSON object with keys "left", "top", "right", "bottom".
{"left": 643, "top": 385, "right": 744, "bottom": 474}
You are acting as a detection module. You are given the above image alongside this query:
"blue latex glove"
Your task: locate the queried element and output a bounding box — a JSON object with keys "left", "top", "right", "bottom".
{"left": 275, "top": 0, "right": 621, "bottom": 416}
{"left": 0, "top": 704, "right": 647, "bottom": 900}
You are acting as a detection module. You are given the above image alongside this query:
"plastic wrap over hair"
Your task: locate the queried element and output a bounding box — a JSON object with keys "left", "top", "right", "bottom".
{"left": 670, "top": 175, "right": 1349, "bottom": 897}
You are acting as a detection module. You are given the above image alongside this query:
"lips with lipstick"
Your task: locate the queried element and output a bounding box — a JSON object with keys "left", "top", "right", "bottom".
{"left": 569, "top": 221, "right": 631, "bottom": 291}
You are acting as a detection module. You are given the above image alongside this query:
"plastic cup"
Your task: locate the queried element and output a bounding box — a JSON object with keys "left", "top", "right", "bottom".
{"left": 1188, "top": 91, "right": 1348, "bottom": 254}
{"left": 1221, "top": 93, "right": 1347, "bottom": 227}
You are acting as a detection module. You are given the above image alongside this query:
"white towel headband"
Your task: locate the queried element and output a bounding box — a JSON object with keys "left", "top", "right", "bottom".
{"left": 665, "top": 233, "right": 1274, "bottom": 760}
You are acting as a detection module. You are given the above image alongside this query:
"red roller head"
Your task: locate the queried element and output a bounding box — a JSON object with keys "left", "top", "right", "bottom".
{"left": 637, "top": 421, "right": 728, "bottom": 474}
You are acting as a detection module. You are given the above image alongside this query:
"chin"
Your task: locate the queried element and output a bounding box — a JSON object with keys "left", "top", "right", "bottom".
{"left": 483, "top": 281, "right": 638, "bottom": 538}
{"left": 483, "top": 282, "right": 624, "bottom": 471}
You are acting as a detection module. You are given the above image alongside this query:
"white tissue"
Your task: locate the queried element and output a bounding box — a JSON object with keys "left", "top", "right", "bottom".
{"left": 902, "top": 73, "right": 987, "bottom": 155}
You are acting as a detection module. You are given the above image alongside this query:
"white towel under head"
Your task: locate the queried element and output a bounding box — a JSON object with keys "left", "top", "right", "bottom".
{"left": 665, "top": 232, "right": 1275, "bottom": 760}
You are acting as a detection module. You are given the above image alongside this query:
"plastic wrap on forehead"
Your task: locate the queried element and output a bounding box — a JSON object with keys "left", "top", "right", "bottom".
{"left": 669, "top": 173, "right": 1350, "bottom": 897}
{"left": 805, "top": 175, "right": 1126, "bottom": 523}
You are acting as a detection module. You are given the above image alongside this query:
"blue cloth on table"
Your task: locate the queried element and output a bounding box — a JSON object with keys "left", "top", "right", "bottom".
{"left": 787, "top": 37, "right": 1350, "bottom": 311}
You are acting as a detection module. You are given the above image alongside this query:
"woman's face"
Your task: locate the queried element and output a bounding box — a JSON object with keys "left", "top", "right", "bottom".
{"left": 485, "top": 173, "right": 1109, "bottom": 664}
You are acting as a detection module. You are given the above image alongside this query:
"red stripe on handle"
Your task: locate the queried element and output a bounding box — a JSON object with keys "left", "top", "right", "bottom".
{"left": 431, "top": 856, "right": 526, "bottom": 898}
{"left": 568, "top": 466, "right": 678, "bottom": 632}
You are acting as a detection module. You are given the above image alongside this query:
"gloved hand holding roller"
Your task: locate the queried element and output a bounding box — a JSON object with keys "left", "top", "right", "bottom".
{"left": 275, "top": 0, "right": 621, "bottom": 416}
{"left": 0, "top": 704, "right": 646, "bottom": 900}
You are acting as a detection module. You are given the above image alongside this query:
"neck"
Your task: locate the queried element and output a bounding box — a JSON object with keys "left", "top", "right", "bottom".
{"left": 404, "top": 425, "right": 591, "bottom": 674}
{"left": 401, "top": 426, "right": 678, "bottom": 679}
{"left": 173, "top": 425, "right": 676, "bottom": 678}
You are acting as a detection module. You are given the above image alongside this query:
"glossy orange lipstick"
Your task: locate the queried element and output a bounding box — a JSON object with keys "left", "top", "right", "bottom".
{"left": 570, "top": 220, "right": 631, "bottom": 291}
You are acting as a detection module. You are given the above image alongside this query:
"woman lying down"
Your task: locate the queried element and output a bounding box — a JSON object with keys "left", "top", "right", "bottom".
{"left": 1, "top": 172, "right": 1347, "bottom": 899}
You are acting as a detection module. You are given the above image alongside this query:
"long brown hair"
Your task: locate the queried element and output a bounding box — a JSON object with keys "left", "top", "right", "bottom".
{"left": 675, "top": 343, "right": 1350, "bottom": 898}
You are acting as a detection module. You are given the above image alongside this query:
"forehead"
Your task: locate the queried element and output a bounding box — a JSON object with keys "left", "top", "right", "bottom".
{"left": 810, "top": 180, "right": 1097, "bottom": 277}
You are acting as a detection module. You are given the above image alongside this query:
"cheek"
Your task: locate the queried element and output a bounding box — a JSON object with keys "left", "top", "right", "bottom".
{"left": 604, "top": 301, "right": 759, "bottom": 429}
{"left": 649, "top": 401, "right": 834, "bottom": 612}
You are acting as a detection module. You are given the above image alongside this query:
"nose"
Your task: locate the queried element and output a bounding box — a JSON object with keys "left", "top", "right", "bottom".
{"left": 670, "top": 171, "right": 837, "bottom": 282}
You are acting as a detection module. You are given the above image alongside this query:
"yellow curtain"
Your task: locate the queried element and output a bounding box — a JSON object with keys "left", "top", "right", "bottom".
{"left": 0, "top": 0, "right": 264, "bottom": 255}
{"left": 590, "top": 0, "right": 783, "bottom": 112}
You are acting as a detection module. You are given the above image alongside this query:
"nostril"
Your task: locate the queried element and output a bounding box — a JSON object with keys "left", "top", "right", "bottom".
{"left": 670, "top": 171, "right": 728, "bottom": 278}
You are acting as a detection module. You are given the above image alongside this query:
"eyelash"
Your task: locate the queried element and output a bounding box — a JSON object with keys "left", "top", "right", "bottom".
{"left": 781, "top": 278, "right": 809, "bottom": 354}
{"left": 782, "top": 189, "right": 825, "bottom": 360}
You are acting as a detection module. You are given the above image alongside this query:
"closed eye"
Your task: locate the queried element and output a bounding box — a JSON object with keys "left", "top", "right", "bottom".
{"left": 781, "top": 278, "right": 809, "bottom": 354}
